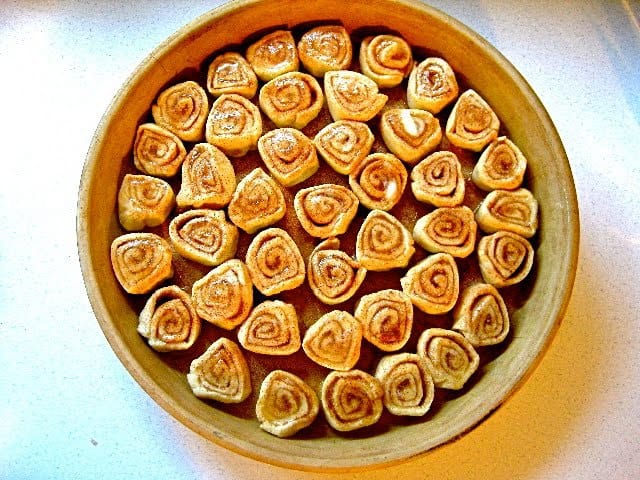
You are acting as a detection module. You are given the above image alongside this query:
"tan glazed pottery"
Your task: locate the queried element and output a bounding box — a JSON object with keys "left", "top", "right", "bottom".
{"left": 77, "top": 0, "right": 580, "bottom": 471}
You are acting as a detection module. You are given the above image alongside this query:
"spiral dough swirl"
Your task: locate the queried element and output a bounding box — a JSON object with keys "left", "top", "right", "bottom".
{"left": 297, "top": 25, "right": 353, "bottom": 76}
{"left": 400, "top": 253, "right": 459, "bottom": 314}
{"left": 349, "top": 153, "right": 407, "bottom": 211}
{"left": 117, "top": 174, "right": 175, "bottom": 231}
{"left": 413, "top": 206, "right": 477, "bottom": 258}
{"left": 314, "top": 120, "right": 374, "bottom": 174}
{"left": 407, "top": 57, "right": 459, "bottom": 114}
{"left": 151, "top": 80, "right": 209, "bottom": 142}
{"left": 294, "top": 184, "right": 359, "bottom": 238}
{"left": 133, "top": 123, "right": 186, "bottom": 177}
{"left": 445, "top": 89, "right": 500, "bottom": 152}
{"left": 475, "top": 188, "right": 539, "bottom": 238}
{"left": 359, "top": 34, "right": 413, "bottom": 88}
{"left": 356, "top": 209, "right": 415, "bottom": 271}
{"left": 410, "top": 151, "right": 465, "bottom": 207}
{"left": 237, "top": 300, "right": 300, "bottom": 355}
{"left": 355, "top": 289, "right": 413, "bottom": 352}
{"left": 477, "top": 230, "right": 534, "bottom": 287}
{"left": 259, "top": 72, "right": 323, "bottom": 129}
{"left": 453, "top": 283, "right": 510, "bottom": 346}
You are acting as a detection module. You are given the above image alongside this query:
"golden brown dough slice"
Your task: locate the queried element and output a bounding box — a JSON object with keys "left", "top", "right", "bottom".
{"left": 205, "top": 93, "right": 262, "bottom": 157}
{"left": 355, "top": 289, "right": 413, "bottom": 352}
{"left": 477, "top": 230, "right": 534, "bottom": 287}
{"left": 137, "top": 285, "right": 201, "bottom": 352}
{"left": 259, "top": 72, "right": 324, "bottom": 129}
{"left": 445, "top": 89, "right": 499, "bottom": 152}
{"left": 472, "top": 136, "right": 527, "bottom": 191}
{"left": 245, "top": 227, "right": 306, "bottom": 296}
{"left": 349, "top": 152, "right": 407, "bottom": 211}
{"left": 246, "top": 30, "right": 299, "bottom": 81}
{"left": 355, "top": 209, "right": 415, "bottom": 271}
{"left": 313, "top": 120, "right": 374, "bottom": 175}
{"left": 151, "top": 80, "right": 209, "bottom": 142}
{"left": 407, "top": 57, "right": 459, "bottom": 114}
{"left": 117, "top": 174, "right": 175, "bottom": 231}
{"left": 191, "top": 259, "right": 253, "bottom": 330}
{"left": 187, "top": 337, "right": 251, "bottom": 403}
{"left": 380, "top": 108, "right": 442, "bottom": 164}
{"left": 297, "top": 25, "right": 352, "bottom": 76}
{"left": 400, "top": 253, "right": 459, "bottom": 314}
{"left": 257, "top": 128, "right": 319, "bottom": 187}
{"left": 168, "top": 209, "right": 238, "bottom": 267}
{"left": 133, "top": 123, "right": 186, "bottom": 177}
{"left": 293, "top": 183, "right": 359, "bottom": 238}
{"left": 410, "top": 151, "right": 465, "bottom": 207}
{"left": 324, "top": 70, "right": 388, "bottom": 122}
{"left": 256, "top": 370, "right": 320, "bottom": 438}
{"left": 475, "top": 188, "right": 539, "bottom": 238}
{"left": 374, "top": 353, "right": 434, "bottom": 416}
{"left": 110, "top": 233, "right": 173, "bottom": 295}
{"left": 416, "top": 328, "right": 479, "bottom": 390}
{"left": 237, "top": 300, "right": 301, "bottom": 355}
{"left": 302, "top": 310, "right": 362, "bottom": 371}
{"left": 452, "top": 283, "right": 510, "bottom": 346}
{"left": 359, "top": 34, "right": 413, "bottom": 88}
{"left": 413, "top": 206, "right": 478, "bottom": 258}
{"left": 206, "top": 51, "right": 258, "bottom": 98}
{"left": 321, "top": 369, "right": 383, "bottom": 432}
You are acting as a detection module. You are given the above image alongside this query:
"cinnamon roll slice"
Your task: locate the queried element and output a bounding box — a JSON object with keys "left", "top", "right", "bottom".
{"left": 137, "top": 285, "right": 201, "bottom": 352}
{"left": 256, "top": 370, "right": 320, "bottom": 438}
{"left": 245, "top": 227, "right": 306, "bottom": 296}
{"left": 349, "top": 152, "right": 408, "bottom": 211}
{"left": 321, "top": 369, "right": 383, "bottom": 432}
{"left": 117, "top": 174, "right": 175, "bottom": 231}
{"left": 407, "top": 57, "right": 459, "bottom": 114}
{"left": 151, "top": 80, "right": 209, "bottom": 142}
{"left": 293, "top": 184, "right": 359, "bottom": 238}
{"left": 477, "top": 231, "right": 534, "bottom": 287}
{"left": 133, "top": 123, "right": 186, "bottom": 178}
{"left": 380, "top": 108, "right": 443, "bottom": 164}
{"left": 259, "top": 72, "right": 324, "bottom": 129}
{"left": 302, "top": 310, "right": 362, "bottom": 371}
{"left": 472, "top": 136, "right": 527, "bottom": 191}
{"left": 355, "top": 289, "right": 413, "bottom": 352}
{"left": 410, "top": 151, "right": 465, "bottom": 207}
{"left": 324, "top": 70, "right": 388, "bottom": 122}
{"left": 400, "top": 253, "right": 459, "bottom": 314}
{"left": 205, "top": 93, "right": 262, "bottom": 157}
{"left": 191, "top": 259, "right": 253, "bottom": 330}
{"left": 168, "top": 209, "right": 239, "bottom": 267}
{"left": 257, "top": 128, "right": 319, "bottom": 187}
{"left": 452, "top": 283, "right": 510, "bottom": 346}
{"left": 110, "top": 233, "right": 173, "bottom": 295}
{"left": 413, "top": 206, "right": 478, "bottom": 258}
{"left": 359, "top": 34, "right": 413, "bottom": 88}
{"left": 187, "top": 337, "right": 251, "bottom": 403}
{"left": 313, "top": 120, "right": 374, "bottom": 175}
{"left": 176, "top": 143, "right": 236, "bottom": 209}
{"left": 246, "top": 30, "right": 299, "bottom": 81}
{"left": 416, "top": 328, "right": 479, "bottom": 390}
{"left": 227, "top": 168, "right": 286, "bottom": 234}
{"left": 374, "top": 353, "right": 434, "bottom": 416}
{"left": 206, "top": 51, "right": 258, "bottom": 99}
{"left": 475, "top": 188, "right": 539, "bottom": 238}
{"left": 307, "top": 238, "right": 366, "bottom": 305}
{"left": 356, "top": 209, "right": 415, "bottom": 271}
{"left": 445, "top": 89, "right": 500, "bottom": 152}
{"left": 297, "top": 25, "right": 353, "bottom": 76}
{"left": 237, "top": 300, "right": 301, "bottom": 355}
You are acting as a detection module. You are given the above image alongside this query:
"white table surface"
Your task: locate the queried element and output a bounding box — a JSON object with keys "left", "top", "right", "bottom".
{"left": 1, "top": 0, "right": 639, "bottom": 478}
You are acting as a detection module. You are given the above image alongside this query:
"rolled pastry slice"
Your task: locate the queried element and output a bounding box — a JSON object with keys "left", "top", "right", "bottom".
{"left": 313, "top": 120, "right": 374, "bottom": 175}
{"left": 477, "top": 230, "right": 534, "bottom": 287}
{"left": 475, "top": 188, "right": 539, "bottom": 238}
{"left": 227, "top": 168, "right": 286, "bottom": 234}
{"left": 206, "top": 51, "right": 258, "bottom": 98}
{"left": 307, "top": 238, "right": 367, "bottom": 305}
{"left": 416, "top": 328, "right": 479, "bottom": 390}
{"left": 187, "top": 337, "right": 251, "bottom": 403}
{"left": 168, "top": 209, "right": 238, "bottom": 267}
{"left": 191, "top": 259, "right": 253, "bottom": 330}
{"left": 380, "top": 108, "right": 443, "bottom": 164}
{"left": 359, "top": 34, "right": 413, "bottom": 88}
{"left": 137, "top": 285, "right": 201, "bottom": 352}
{"left": 356, "top": 209, "right": 415, "bottom": 271}
{"left": 237, "top": 300, "right": 301, "bottom": 355}
{"left": 110, "top": 233, "right": 173, "bottom": 295}
{"left": 117, "top": 174, "right": 175, "bottom": 231}
{"left": 293, "top": 183, "right": 359, "bottom": 238}
{"left": 452, "top": 283, "right": 510, "bottom": 346}
{"left": 407, "top": 57, "right": 459, "bottom": 114}
{"left": 256, "top": 370, "right": 320, "bottom": 438}
{"left": 410, "top": 151, "right": 465, "bottom": 207}
{"left": 151, "top": 80, "right": 209, "bottom": 142}
{"left": 321, "top": 369, "right": 384, "bottom": 432}
{"left": 374, "top": 353, "right": 434, "bottom": 416}
{"left": 302, "top": 310, "right": 362, "bottom": 371}
{"left": 472, "top": 136, "right": 527, "bottom": 191}
{"left": 445, "top": 89, "right": 500, "bottom": 152}
{"left": 349, "top": 152, "right": 408, "bottom": 211}
{"left": 324, "top": 70, "right": 388, "bottom": 122}
{"left": 297, "top": 25, "right": 352, "bottom": 76}
{"left": 245, "top": 227, "right": 306, "bottom": 296}
{"left": 355, "top": 289, "right": 413, "bottom": 352}
{"left": 246, "top": 30, "right": 299, "bottom": 81}
{"left": 176, "top": 143, "right": 236, "bottom": 209}
{"left": 413, "top": 206, "right": 478, "bottom": 258}
{"left": 133, "top": 123, "right": 186, "bottom": 177}
{"left": 259, "top": 72, "right": 324, "bottom": 129}
{"left": 400, "top": 253, "right": 459, "bottom": 314}
{"left": 205, "top": 93, "right": 262, "bottom": 157}
{"left": 257, "top": 128, "right": 319, "bottom": 187}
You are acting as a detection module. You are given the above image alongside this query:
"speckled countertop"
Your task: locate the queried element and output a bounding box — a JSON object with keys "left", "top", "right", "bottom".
{"left": 1, "top": 1, "right": 639, "bottom": 478}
